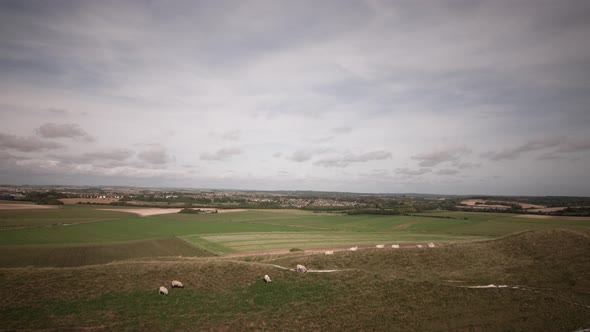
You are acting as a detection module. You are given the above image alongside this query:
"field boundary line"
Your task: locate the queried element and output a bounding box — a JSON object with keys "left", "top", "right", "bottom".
{"left": 262, "top": 263, "right": 353, "bottom": 273}
{"left": 447, "top": 283, "right": 590, "bottom": 309}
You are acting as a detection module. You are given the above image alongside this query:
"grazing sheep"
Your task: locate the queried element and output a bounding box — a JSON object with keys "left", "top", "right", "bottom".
{"left": 325, "top": 250, "right": 334, "bottom": 255}
{"left": 376, "top": 244, "right": 385, "bottom": 248}
{"left": 427, "top": 242, "right": 435, "bottom": 248}
{"left": 171, "top": 280, "right": 184, "bottom": 288}
{"left": 349, "top": 246, "right": 358, "bottom": 251}
{"left": 416, "top": 244, "right": 423, "bottom": 248}
{"left": 159, "top": 286, "right": 168, "bottom": 295}
{"left": 264, "top": 274, "right": 272, "bottom": 283}
{"left": 391, "top": 244, "right": 400, "bottom": 249}
{"left": 296, "top": 264, "right": 307, "bottom": 273}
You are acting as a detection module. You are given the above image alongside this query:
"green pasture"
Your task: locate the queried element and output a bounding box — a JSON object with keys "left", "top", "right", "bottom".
{"left": 1, "top": 230, "right": 588, "bottom": 331}
{"left": 1, "top": 207, "right": 589, "bottom": 266}
{"left": 0, "top": 204, "right": 133, "bottom": 230}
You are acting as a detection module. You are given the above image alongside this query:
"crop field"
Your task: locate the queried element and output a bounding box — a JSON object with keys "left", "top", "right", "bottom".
{"left": 1, "top": 206, "right": 589, "bottom": 267}
{"left": 187, "top": 232, "right": 483, "bottom": 254}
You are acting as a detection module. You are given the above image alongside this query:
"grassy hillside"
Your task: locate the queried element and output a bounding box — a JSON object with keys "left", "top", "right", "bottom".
{"left": 1, "top": 230, "right": 588, "bottom": 331}
{"left": 0, "top": 238, "right": 214, "bottom": 268}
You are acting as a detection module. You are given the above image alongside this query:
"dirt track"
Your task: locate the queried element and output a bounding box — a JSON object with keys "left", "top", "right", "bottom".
{"left": 223, "top": 243, "right": 432, "bottom": 258}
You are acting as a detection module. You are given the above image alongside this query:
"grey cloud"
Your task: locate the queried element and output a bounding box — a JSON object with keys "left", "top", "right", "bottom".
{"left": 46, "top": 108, "right": 68, "bottom": 115}
{"left": 0, "top": 152, "right": 185, "bottom": 181}
{"left": 35, "top": 123, "right": 93, "bottom": 141}
{"left": 139, "top": 146, "right": 172, "bottom": 164}
{"left": 535, "top": 144, "right": 590, "bottom": 160}
{"left": 220, "top": 130, "right": 240, "bottom": 141}
{"left": 47, "top": 149, "right": 134, "bottom": 167}
{"left": 556, "top": 141, "right": 590, "bottom": 153}
{"left": 436, "top": 169, "right": 460, "bottom": 175}
{"left": 288, "top": 150, "right": 313, "bottom": 162}
{"left": 536, "top": 152, "right": 563, "bottom": 161}
{"left": 360, "top": 169, "right": 391, "bottom": 177}
{"left": 309, "top": 136, "right": 333, "bottom": 143}
{"left": 331, "top": 126, "right": 352, "bottom": 134}
{"left": 0, "top": 151, "right": 17, "bottom": 165}
{"left": 395, "top": 168, "right": 431, "bottom": 176}
{"left": 412, "top": 147, "right": 471, "bottom": 167}
{"left": 453, "top": 161, "right": 481, "bottom": 169}
{"left": 200, "top": 147, "right": 243, "bottom": 161}
{"left": 85, "top": 149, "right": 133, "bottom": 161}
{"left": 272, "top": 152, "right": 282, "bottom": 158}
{"left": 0, "top": 133, "right": 63, "bottom": 152}
{"left": 314, "top": 150, "right": 391, "bottom": 168}
{"left": 485, "top": 137, "right": 564, "bottom": 161}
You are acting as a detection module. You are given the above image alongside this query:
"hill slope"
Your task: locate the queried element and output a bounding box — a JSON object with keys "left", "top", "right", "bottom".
{"left": 0, "top": 230, "right": 588, "bottom": 331}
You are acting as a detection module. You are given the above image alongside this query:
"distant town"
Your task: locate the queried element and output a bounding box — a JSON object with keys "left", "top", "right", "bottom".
{"left": 1, "top": 185, "right": 589, "bottom": 216}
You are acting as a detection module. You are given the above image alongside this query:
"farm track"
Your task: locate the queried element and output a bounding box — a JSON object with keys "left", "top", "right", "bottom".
{"left": 222, "top": 243, "right": 434, "bottom": 258}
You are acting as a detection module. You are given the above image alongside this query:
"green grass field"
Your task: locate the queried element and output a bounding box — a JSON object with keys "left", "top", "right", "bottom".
{"left": 1, "top": 207, "right": 589, "bottom": 268}
{"left": 1, "top": 230, "right": 588, "bottom": 331}
{"left": 1, "top": 205, "right": 589, "bottom": 330}
{"left": 0, "top": 204, "right": 133, "bottom": 230}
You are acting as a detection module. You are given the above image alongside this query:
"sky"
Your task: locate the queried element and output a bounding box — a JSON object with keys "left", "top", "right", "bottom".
{"left": 0, "top": 0, "right": 589, "bottom": 195}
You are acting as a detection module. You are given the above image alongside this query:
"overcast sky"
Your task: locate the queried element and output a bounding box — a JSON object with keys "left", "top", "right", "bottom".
{"left": 1, "top": 0, "right": 589, "bottom": 195}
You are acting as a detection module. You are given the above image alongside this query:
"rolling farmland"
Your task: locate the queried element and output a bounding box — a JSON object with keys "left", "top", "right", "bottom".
{"left": 0, "top": 204, "right": 589, "bottom": 330}
{"left": 1, "top": 205, "right": 589, "bottom": 267}
{"left": 0, "top": 229, "right": 588, "bottom": 331}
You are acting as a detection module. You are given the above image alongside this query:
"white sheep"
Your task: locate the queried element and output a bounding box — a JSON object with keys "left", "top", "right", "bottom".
{"left": 427, "top": 242, "right": 435, "bottom": 248}
{"left": 391, "top": 244, "right": 400, "bottom": 249}
{"left": 296, "top": 264, "right": 307, "bottom": 273}
{"left": 159, "top": 286, "right": 168, "bottom": 295}
{"left": 416, "top": 244, "right": 423, "bottom": 248}
{"left": 376, "top": 244, "right": 385, "bottom": 248}
{"left": 171, "top": 280, "right": 184, "bottom": 288}
{"left": 349, "top": 246, "right": 358, "bottom": 251}
{"left": 264, "top": 274, "right": 272, "bottom": 283}
{"left": 325, "top": 250, "right": 334, "bottom": 255}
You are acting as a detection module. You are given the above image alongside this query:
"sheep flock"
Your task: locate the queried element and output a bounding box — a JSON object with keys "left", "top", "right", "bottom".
{"left": 157, "top": 243, "right": 437, "bottom": 296}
